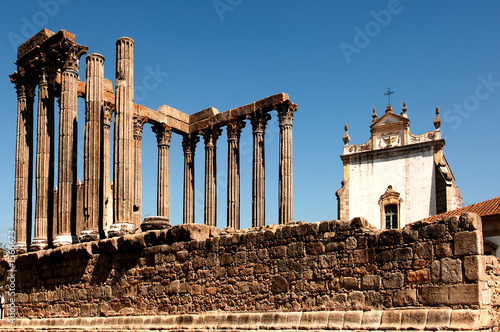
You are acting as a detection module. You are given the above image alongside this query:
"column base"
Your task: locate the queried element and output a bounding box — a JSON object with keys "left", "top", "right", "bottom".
{"left": 108, "top": 223, "right": 135, "bottom": 238}
{"left": 141, "top": 216, "right": 172, "bottom": 232}
{"left": 79, "top": 229, "right": 100, "bottom": 242}
{"left": 53, "top": 234, "right": 79, "bottom": 247}
{"left": 11, "top": 243, "right": 27, "bottom": 254}
{"left": 30, "top": 239, "right": 48, "bottom": 251}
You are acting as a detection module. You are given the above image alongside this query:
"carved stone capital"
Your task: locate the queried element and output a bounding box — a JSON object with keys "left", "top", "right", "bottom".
{"left": 60, "top": 42, "right": 88, "bottom": 73}
{"left": 102, "top": 102, "right": 114, "bottom": 128}
{"left": 227, "top": 118, "right": 246, "bottom": 141}
{"left": 133, "top": 116, "right": 148, "bottom": 139}
{"left": 250, "top": 110, "right": 271, "bottom": 133}
{"left": 153, "top": 123, "right": 172, "bottom": 147}
{"left": 277, "top": 100, "right": 297, "bottom": 127}
{"left": 182, "top": 133, "right": 200, "bottom": 156}
{"left": 202, "top": 126, "right": 222, "bottom": 148}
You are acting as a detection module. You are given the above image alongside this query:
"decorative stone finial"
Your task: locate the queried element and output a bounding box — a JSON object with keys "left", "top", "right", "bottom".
{"left": 385, "top": 105, "right": 393, "bottom": 113}
{"left": 434, "top": 106, "right": 441, "bottom": 129}
{"left": 372, "top": 107, "right": 378, "bottom": 123}
{"left": 342, "top": 124, "right": 350, "bottom": 145}
{"left": 401, "top": 101, "right": 408, "bottom": 117}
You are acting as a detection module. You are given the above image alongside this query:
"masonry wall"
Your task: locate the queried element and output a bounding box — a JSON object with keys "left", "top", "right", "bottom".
{"left": 12, "top": 213, "right": 496, "bottom": 322}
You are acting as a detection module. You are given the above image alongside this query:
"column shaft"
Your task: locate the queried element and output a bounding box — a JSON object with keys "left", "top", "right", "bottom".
{"left": 33, "top": 67, "right": 55, "bottom": 250}
{"left": 110, "top": 37, "right": 135, "bottom": 237}
{"left": 182, "top": 134, "right": 199, "bottom": 224}
{"left": 277, "top": 101, "right": 296, "bottom": 225}
{"left": 227, "top": 119, "right": 245, "bottom": 229}
{"left": 154, "top": 124, "right": 172, "bottom": 217}
{"left": 203, "top": 127, "right": 222, "bottom": 227}
{"left": 11, "top": 72, "right": 35, "bottom": 253}
{"left": 251, "top": 110, "right": 270, "bottom": 228}
{"left": 102, "top": 107, "right": 113, "bottom": 235}
{"left": 81, "top": 53, "right": 105, "bottom": 242}
{"left": 132, "top": 117, "right": 146, "bottom": 228}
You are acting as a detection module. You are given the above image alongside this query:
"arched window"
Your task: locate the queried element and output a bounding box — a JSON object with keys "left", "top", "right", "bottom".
{"left": 379, "top": 185, "right": 403, "bottom": 229}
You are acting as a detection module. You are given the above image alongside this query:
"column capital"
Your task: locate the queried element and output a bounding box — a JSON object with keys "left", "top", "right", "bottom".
{"left": 182, "top": 133, "right": 200, "bottom": 156}
{"left": 250, "top": 110, "right": 271, "bottom": 133}
{"left": 103, "top": 102, "right": 114, "bottom": 128}
{"left": 227, "top": 118, "right": 246, "bottom": 141}
{"left": 60, "top": 42, "right": 88, "bottom": 73}
{"left": 277, "top": 100, "right": 297, "bottom": 127}
{"left": 133, "top": 116, "right": 148, "bottom": 140}
{"left": 202, "top": 126, "right": 222, "bottom": 148}
{"left": 10, "top": 67, "right": 36, "bottom": 99}
{"left": 153, "top": 123, "right": 172, "bottom": 147}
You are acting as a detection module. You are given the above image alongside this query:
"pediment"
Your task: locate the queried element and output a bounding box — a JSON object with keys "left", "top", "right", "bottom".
{"left": 370, "top": 112, "right": 409, "bottom": 130}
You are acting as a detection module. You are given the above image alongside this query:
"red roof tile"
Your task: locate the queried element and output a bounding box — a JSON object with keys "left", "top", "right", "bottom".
{"left": 421, "top": 197, "right": 500, "bottom": 222}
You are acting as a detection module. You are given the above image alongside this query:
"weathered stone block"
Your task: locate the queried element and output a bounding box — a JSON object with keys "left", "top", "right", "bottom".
{"left": 464, "top": 255, "right": 485, "bottom": 282}
{"left": 393, "top": 289, "right": 417, "bottom": 306}
{"left": 448, "top": 284, "right": 480, "bottom": 305}
{"left": 345, "top": 236, "right": 357, "bottom": 249}
{"left": 418, "top": 285, "right": 448, "bottom": 305}
{"left": 343, "top": 277, "right": 359, "bottom": 290}
{"left": 401, "top": 309, "right": 428, "bottom": 330}
{"left": 327, "top": 311, "right": 344, "bottom": 329}
{"left": 269, "top": 245, "right": 287, "bottom": 258}
{"left": 415, "top": 241, "right": 433, "bottom": 260}
{"left": 271, "top": 276, "right": 289, "bottom": 293}
{"left": 361, "top": 310, "right": 382, "bottom": 329}
{"left": 220, "top": 253, "right": 233, "bottom": 266}
{"left": 170, "top": 224, "right": 211, "bottom": 242}
{"left": 460, "top": 212, "right": 482, "bottom": 231}
{"left": 365, "top": 290, "right": 383, "bottom": 308}
{"left": 343, "top": 311, "right": 362, "bottom": 330}
{"left": 407, "top": 268, "right": 430, "bottom": 284}
{"left": 454, "top": 230, "right": 483, "bottom": 256}
{"left": 348, "top": 291, "right": 364, "bottom": 304}
{"left": 287, "top": 242, "right": 305, "bottom": 257}
{"left": 379, "top": 229, "right": 402, "bottom": 246}
{"left": 394, "top": 247, "right": 413, "bottom": 260}
{"left": 306, "top": 242, "right": 325, "bottom": 255}
{"left": 449, "top": 309, "right": 481, "bottom": 330}
{"left": 382, "top": 272, "right": 404, "bottom": 289}
{"left": 440, "top": 258, "right": 462, "bottom": 283}
{"left": 435, "top": 242, "right": 453, "bottom": 258}
{"left": 426, "top": 308, "right": 452, "bottom": 330}
{"left": 361, "top": 274, "right": 381, "bottom": 289}
{"left": 431, "top": 260, "right": 440, "bottom": 283}
{"left": 285, "top": 312, "right": 301, "bottom": 329}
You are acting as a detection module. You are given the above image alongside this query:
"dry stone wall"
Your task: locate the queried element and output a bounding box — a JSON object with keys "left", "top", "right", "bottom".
{"left": 12, "top": 213, "right": 496, "bottom": 325}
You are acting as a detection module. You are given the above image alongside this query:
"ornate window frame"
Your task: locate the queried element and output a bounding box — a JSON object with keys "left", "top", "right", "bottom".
{"left": 378, "top": 185, "right": 403, "bottom": 229}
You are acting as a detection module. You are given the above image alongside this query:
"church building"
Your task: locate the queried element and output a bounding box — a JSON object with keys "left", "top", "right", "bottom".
{"left": 336, "top": 102, "right": 462, "bottom": 229}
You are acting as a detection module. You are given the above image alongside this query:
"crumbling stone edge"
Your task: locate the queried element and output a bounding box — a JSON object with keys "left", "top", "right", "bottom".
{"left": 0, "top": 309, "right": 493, "bottom": 331}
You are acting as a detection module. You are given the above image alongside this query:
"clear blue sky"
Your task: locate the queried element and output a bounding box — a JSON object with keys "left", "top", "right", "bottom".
{"left": 0, "top": 1, "right": 499, "bottom": 245}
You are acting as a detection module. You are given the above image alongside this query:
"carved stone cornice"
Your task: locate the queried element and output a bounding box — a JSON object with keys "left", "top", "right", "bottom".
{"left": 277, "top": 100, "right": 297, "bottom": 127}
{"left": 227, "top": 118, "right": 246, "bottom": 141}
{"left": 153, "top": 123, "right": 172, "bottom": 147}
{"left": 250, "top": 110, "right": 271, "bottom": 133}
{"left": 202, "top": 126, "right": 222, "bottom": 148}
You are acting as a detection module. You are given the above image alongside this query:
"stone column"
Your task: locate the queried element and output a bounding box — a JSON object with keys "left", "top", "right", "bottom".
{"left": 277, "top": 101, "right": 296, "bottom": 225}
{"left": 101, "top": 105, "right": 113, "bottom": 236}
{"left": 81, "top": 53, "right": 105, "bottom": 242}
{"left": 10, "top": 70, "right": 35, "bottom": 253}
{"left": 132, "top": 117, "right": 146, "bottom": 229}
{"left": 54, "top": 44, "right": 87, "bottom": 247}
{"left": 226, "top": 119, "right": 245, "bottom": 229}
{"left": 203, "top": 126, "right": 222, "bottom": 227}
{"left": 250, "top": 110, "right": 271, "bottom": 228}
{"left": 153, "top": 123, "right": 172, "bottom": 218}
{"left": 110, "top": 37, "right": 135, "bottom": 237}
{"left": 32, "top": 57, "right": 56, "bottom": 251}
{"left": 182, "top": 133, "right": 199, "bottom": 224}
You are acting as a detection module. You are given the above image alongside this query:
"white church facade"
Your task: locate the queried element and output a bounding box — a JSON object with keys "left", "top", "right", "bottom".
{"left": 336, "top": 102, "right": 462, "bottom": 229}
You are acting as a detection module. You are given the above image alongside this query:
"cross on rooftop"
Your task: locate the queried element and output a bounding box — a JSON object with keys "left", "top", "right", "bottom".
{"left": 384, "top": 87, "right": 394, "bottom": 105}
